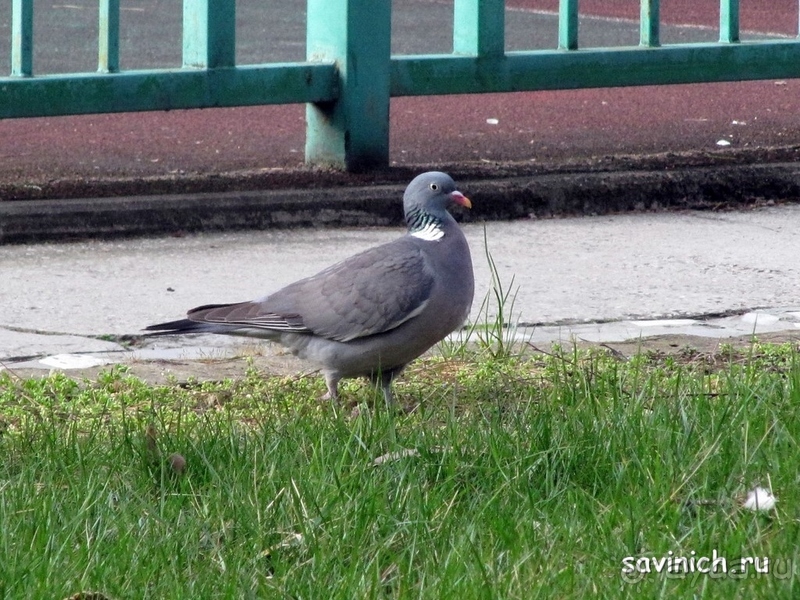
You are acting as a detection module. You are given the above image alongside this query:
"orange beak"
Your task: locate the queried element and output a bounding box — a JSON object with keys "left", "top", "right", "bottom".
{"left": 450, "top": 190, "right": 472, "bottom": 209}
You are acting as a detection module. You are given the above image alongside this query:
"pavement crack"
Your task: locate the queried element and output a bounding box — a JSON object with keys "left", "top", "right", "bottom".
{"left": 516, "top": 306, "right": 765, "bottom": 328}
{"left": 1, "top": 354, "right": 46, "bottom": 364}
{"left": 0, "top": 324, "right": 85, "bottom": 337}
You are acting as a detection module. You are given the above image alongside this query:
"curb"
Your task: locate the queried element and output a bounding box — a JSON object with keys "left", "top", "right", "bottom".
{"left": 2, "top": 161, "right": 800, "bottom": 244}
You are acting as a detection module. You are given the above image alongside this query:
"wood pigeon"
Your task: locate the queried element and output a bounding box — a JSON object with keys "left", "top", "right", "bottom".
{"left": 145, "top": 171, "right": 474, "bottom": 405}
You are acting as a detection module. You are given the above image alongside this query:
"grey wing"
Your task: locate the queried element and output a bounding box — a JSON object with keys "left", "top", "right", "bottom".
{"left": 188, "top": 240, "right": 435, "bottom": 343}
{"left": 187, "top": 301, "right": 310, "bottom": 333}
{"left": 272, "top": 241, "right": 435, "bottom": 342}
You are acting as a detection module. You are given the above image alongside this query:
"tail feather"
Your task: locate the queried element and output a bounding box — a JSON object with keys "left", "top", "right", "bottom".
{"left": 144, "top": 318, "right": 221, "bottom": 336}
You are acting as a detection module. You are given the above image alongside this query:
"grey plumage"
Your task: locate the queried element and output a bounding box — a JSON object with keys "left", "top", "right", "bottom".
{"left": 145, "top": 171, "right": 474, "bottom": 404}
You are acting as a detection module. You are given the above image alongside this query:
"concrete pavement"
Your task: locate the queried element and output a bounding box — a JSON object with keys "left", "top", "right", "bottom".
{"left": 3, "top": 203, "right": 799, "bottom": 373}
{"left": 1, "top": 0, "right": 800, "bottom": 376}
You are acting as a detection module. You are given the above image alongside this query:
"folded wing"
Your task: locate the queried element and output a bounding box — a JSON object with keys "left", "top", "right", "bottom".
{"left": 186, "top": 239, "right": 435, "bottom": 343}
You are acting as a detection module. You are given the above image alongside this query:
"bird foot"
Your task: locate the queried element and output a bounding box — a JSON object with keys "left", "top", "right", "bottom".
{"left": 318, "top": 391, "right": 337, "bottom": 404}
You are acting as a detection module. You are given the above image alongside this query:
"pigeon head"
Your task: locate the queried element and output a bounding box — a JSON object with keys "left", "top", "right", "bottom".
{"left": 403, "top": 172, "right": 471, "bottom": 241}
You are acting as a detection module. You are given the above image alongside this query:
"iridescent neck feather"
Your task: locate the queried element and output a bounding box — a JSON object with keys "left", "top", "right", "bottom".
{"left": 407, "top": 207, "right": 444, "bottom": 241}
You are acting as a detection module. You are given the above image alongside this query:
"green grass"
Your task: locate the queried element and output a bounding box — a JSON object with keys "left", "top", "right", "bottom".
{"left": 1, "top": 342, "right": 800, "bottom": 599}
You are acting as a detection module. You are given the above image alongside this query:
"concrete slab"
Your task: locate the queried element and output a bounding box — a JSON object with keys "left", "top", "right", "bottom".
{"left": 1, "top": 328, "right": 126, "bottom": 360}
{"left": 1, "top": 1, "right": 798, "bottom": 382}
{"left": 2, "top": 205, "right": 798, "bottom": 372}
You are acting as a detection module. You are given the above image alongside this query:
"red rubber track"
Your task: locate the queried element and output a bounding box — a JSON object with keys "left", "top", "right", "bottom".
{"left": 2, "top": 0, "right": 799, "bottom": 190}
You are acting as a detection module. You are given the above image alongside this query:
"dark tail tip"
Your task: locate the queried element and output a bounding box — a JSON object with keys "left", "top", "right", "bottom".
{"left": 143, "top": 318, "right": 205, "bottom": 335}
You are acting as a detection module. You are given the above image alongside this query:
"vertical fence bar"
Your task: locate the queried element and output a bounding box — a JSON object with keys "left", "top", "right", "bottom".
{"left": 453, "top": 0, "right": 505, "bottom": 57}
{"left": 182, "top": 0, "right": 236, "bottom": 68}
{"left": 305, "top": 0, "right": 391, "bottom": 170}
{"left": 99, "top": 0, "right": 120, "bottom": 73}
{"left": 11, "top": 0, "right": 33, "bottom": 76}
{"left": 558, "top": 0, "right": 578, "bottom": 50}
{"left": 720, "top": 0, "right": 739, "bottom": 42}
{"left": 640, "top": 0, "right": 660, "bottom": 47}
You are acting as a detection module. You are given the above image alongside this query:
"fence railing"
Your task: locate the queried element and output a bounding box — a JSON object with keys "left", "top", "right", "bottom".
{"left": 4, "top": 0, "right": 800, "bottom": 170}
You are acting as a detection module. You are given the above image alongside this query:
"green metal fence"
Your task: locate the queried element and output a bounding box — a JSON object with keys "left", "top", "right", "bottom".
{"left": 4, "top": 0, "right": 800, "bottom": 170}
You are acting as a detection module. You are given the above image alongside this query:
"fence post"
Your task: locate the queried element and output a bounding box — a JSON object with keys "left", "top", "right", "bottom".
{"left": 454, "top": 0, "right": 505, "bottom": 57}
{"left": 640, "top": 0, "right": 659, "bottom": 47}
{"left": 182, "top": 0, "right": 236, "bottom": 68}
{"left": 99, "top": 0, "right": 120, "bottom": 73}
{"left": 720, "top": 0, "right": 739, "bottom": 43}
{"left": 305, "top": 0, "right": 391, "bottom": 171}
{"left": 11, "top": 0, "right": 33, "bottom": 76}
{"left": 558, "top": 0, "right": 578, "bottom": 50}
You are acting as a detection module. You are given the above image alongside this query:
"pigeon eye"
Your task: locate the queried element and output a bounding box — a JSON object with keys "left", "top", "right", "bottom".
{"left": 430, "top": 183, "right": 439, "bottom": 191}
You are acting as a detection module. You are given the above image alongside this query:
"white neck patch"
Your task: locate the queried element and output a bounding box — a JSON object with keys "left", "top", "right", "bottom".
{"left": 411, "top": 222, "right": 444, "bottom": 241}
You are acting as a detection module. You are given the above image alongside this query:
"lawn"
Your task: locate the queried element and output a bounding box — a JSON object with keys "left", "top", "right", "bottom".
{"left": 0, "top": 341, "right": 798, "bottom": 599}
